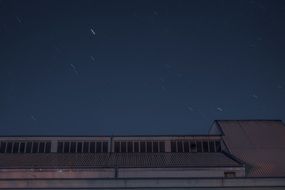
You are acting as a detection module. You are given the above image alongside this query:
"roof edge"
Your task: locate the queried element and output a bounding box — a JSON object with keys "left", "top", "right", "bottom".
{"left": 222, "top": 151, "right": 245, "bottom": 166}
{"left": 215, "top": 119, "right": 282, "bottom": 122}
{"left": 0, "top": 134, "right": 222, "bottom": 138}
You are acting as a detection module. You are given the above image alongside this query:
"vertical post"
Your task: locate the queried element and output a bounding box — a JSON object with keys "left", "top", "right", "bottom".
{"left": 165, "top": 140, "right": 171, "bottom": 152}
{"left": 51, "top": 140, "right": 58, "bottom": 153}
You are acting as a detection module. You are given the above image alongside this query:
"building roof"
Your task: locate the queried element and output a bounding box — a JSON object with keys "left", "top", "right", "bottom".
{"left": 0, "top": 152, "right": 242, "bottom": 169}
{"left": 214, "top": 120, "right": 285, "bottom": 177}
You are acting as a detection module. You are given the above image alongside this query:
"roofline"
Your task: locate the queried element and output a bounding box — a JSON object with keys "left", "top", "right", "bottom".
{"left": 2, "top": 120, "right": 282, "bottom": 138}
{"left": 215, "top": 120, "right": 225, "bottom": 136}
{"left": 0, "top": 165, "right": 244, "bottom": 170}
{"left": 211, "top": 119, "right": 284, "bottom": 134}
{"left": 214, "top": 119, "right": 283, "bottom": 122}
{"left": 222, "top": 151, "right": 245, "bottom": 166}
{"left": 0, "top": 134, "right": 222, "bottom": 138}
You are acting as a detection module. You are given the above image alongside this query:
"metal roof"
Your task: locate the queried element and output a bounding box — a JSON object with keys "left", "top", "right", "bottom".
{"left": 0, "top": 135, "right": 221, "bottom": 141}
{"left": 215, "top": 120, "right": 285, "bottom": 177}
{"left": 0, "top": 152, "right": 242, "bottom": 169}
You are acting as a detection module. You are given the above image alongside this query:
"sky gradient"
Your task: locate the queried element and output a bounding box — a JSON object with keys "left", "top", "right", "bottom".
{"left": 0, "top": 0, "right": 285, "bottom": 135}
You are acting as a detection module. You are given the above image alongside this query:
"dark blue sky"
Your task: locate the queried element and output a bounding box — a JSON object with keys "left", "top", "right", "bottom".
{"left": 0, "top": 0, "right": 285, "bottom": 135}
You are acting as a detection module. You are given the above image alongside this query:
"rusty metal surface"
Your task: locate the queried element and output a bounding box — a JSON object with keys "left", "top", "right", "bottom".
{"left": 216, "top": 120, "right": 285, "bottom": 177}
{"left": 0, "top": 152, "right": 241, "bottom": 169}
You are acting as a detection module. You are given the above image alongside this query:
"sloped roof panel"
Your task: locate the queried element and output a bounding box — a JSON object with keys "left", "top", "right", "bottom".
{"left": 216, "top": 120, "right": 285, "bottom": 177}
{"left": 0, "top": 152, "right": 241, "bottom": 169}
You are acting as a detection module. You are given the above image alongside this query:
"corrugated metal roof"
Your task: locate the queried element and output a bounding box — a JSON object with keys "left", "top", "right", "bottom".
{"left": 216, "top": 120, "right": 285, "bottom": 177}
{"left": 0, "top": 152, "right": 242, "bottom": 169}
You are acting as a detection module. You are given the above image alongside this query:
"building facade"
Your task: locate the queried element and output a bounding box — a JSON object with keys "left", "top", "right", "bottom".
{"left": 0, "top": 120, "right": 284, "bottom": 189}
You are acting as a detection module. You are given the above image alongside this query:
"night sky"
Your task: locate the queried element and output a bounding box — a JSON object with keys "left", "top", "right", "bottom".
{"left": 1, "top": 0, "right": 285, "bottom": 135}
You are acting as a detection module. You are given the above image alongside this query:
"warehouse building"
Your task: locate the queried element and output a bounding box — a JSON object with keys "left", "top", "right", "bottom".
{"left": 0, "top": 120, "right": 284, "bottom": 189}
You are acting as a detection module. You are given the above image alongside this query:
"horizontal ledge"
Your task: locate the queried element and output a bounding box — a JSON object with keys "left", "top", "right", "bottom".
{"left": 0, "top": 178, "right": 284, "bottom": 188}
